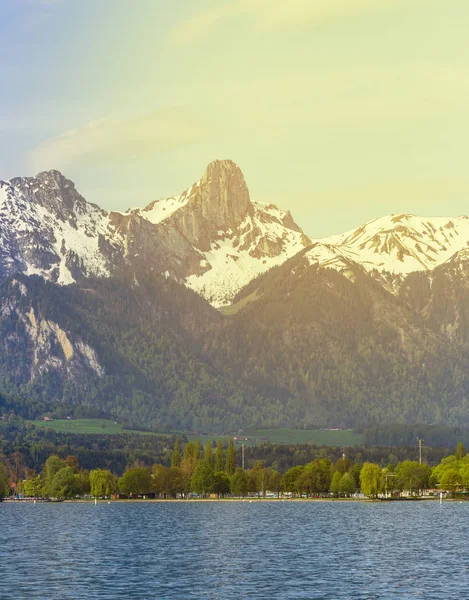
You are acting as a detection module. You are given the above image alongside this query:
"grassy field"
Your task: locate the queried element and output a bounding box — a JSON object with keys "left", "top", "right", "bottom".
{"left": 187, "top": 428, "right": 363, "bottom": 447}
{"left": 244, "top": 428, "right": 363, "bottom": 446}
{"left": 30, "top": 419, "right": 363, "bottom": 446}
{"left": 30, "top": 418, "right": 155, "bottom": 436}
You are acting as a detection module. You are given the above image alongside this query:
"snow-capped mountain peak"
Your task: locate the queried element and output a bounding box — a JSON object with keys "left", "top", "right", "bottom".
{"left": 0, "top": 172, "right": 122, "bottom": 285}
{"left": 307, "top": 213, "right": 469, "bottom": 281}
{"left": 4, "top": 162, "right": 469, "bottom": 309}
{"left": 127, "top": 160, "right": 312, "bottom": 306}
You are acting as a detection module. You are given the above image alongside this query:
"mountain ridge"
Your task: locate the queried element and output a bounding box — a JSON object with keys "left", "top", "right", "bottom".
{"left": 3, "top": 161, "right": 469, "bottom": 308}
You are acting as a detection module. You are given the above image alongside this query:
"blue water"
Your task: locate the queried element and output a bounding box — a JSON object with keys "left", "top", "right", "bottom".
{"left": 0, "top": 501, "right": 468, "bottom": 599}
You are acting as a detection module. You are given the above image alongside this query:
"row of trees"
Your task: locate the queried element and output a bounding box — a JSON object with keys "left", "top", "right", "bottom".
{"left": 2, "top": 440, "right": 468, "bottom": 500}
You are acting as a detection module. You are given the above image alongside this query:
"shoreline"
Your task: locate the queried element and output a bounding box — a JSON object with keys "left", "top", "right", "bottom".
{"left": 3, "top": 496, "right": 448, "bottom": 504}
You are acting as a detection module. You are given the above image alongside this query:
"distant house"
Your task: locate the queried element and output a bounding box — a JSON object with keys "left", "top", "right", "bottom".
{"left": 43, "top": 416, "right": 53, "bottom": 422}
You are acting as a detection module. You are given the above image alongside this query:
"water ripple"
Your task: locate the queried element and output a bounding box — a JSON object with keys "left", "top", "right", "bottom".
{"left": 0, "top": 501, "right": 467, "bottom": 599}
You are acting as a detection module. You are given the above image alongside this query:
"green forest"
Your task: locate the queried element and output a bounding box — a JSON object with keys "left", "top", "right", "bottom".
{"left": 1, "top": 438, "right": 468, "bottom": 502}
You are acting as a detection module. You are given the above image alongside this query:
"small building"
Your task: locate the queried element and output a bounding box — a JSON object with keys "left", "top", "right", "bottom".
{"left": 43, "top": 416, "right": 53, "bottom": 422}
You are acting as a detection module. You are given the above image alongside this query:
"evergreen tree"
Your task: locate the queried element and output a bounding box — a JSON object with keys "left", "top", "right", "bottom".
{"left": 171, "top": 440, "right": 181, "bottom": 468}
{"left": 225, "top": 438, "right": 236, "bottom": 476}
{"left": 215, "top": 439, "right": 224, "bottom": 472}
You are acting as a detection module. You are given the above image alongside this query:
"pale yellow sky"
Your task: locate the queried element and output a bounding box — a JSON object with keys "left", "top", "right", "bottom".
{"left": 2, "top": 0, "right": 469, "bottom": 236}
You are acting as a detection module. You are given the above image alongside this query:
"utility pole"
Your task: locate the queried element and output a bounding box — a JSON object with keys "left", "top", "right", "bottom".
{"left": 242, "top": 444, "right": 245, "bottom": 471}
{"left": 417, "top": 438, "right": 424, "bottom": 465}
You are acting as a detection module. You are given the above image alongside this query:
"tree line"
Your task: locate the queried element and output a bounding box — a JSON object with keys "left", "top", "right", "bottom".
{"left": 1, "top": 440, "right": 468, "bottom": 500}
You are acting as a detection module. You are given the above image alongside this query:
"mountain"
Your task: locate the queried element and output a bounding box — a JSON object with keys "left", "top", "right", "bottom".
{"left": 3, "top": 162, "right": 469, "bottom": 307}
{"left": 211, "top": 249, "right": 469, "bottom": 427}
{"left": 0, "top": 160, "right": 310, "bottom": 308}
{"left": 2, "top": 159, "right": 469, "bottom": 431}
{"left": 126, "top": 159, "right": 310, "bottom": 306}
{"left": 307, "top": 213, "right": 469, "bottom": 292}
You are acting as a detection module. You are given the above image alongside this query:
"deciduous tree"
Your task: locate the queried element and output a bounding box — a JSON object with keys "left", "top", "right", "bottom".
{"left": 230, "top": 468, "right": 249, "bottom": 497}
{"left": 338, "top": 472, "right": 356, "bottom": 497}
{"left": 330, "top": 471, "right": 342, "bottom": 496}
{"left": 360, "top": 462, "right": 382, "bottom": 498}
{"left": 50, "top": 467, "right": 80, "bottom": 499}
{"left": 204, "top": 440, "right": 213, "bottom": 467}
{"left": 215, "top": 440, "right": 224, "bottom": 472}
{"left": 225, "top": 438, "right": 236, "bottom": 476}
{"left": 118, "top": 467, "right": 151, "bottom": 497}
{"left": 90, "top": 469, "right": 116, "bottom": 497}
{"left": 0, "top": 463, "right": 10, "bottom": 498}
{"left": 171, "top": 441, "right": 181, "bottom": 468}
{"left": 191, "top": 460, "right": 214, "bottom": 497}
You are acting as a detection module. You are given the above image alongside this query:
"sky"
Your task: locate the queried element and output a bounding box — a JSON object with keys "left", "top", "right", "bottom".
{"left": 1, "top": 0, "right": 469, "bottom": 237}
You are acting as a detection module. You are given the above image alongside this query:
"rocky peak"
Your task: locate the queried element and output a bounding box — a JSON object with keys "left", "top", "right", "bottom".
{"left": 197, "top": 159, "right": 252, "bottom": 223}
{"left": 10, "top": 169, "right": 92, "bottom": 218}
{"left": 166, "top": 160, "right": 254, "bottom": 251}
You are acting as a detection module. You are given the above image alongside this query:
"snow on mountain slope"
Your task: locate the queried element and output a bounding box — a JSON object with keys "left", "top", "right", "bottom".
{"left": 304, "top": 214, "right": 469, "bottom": 288}
{"left": 129, "top": 160, "right": 311, "bottom": 306}
{"left": 126, "top": 185, "right": 195, "bottom": 225}
{"left": 4, "top": 161, "right": 469, "bottom": 309}
{"left": 0, "top": 172, "right": 123, "bottom": 285}
{"left": 184, "top": 202, "right": 309, "bottom": 306}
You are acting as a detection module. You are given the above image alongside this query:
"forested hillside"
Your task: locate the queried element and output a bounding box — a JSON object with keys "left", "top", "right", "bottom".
{"left": 205, "top": 252, "right": 469, "bottom": 427}
{"left": 0, "top": 271, "right": 297, "bottom": 430}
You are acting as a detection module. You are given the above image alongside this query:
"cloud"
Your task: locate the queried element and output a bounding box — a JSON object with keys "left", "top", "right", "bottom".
{"left": 168, "top": 0, "right": 413, "bottom": 43}
{"left": 29, "top": 108, "right": 207, "bottom": 172}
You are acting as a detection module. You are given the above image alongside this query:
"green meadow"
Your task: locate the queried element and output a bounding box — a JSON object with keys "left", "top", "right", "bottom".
{"left": 30, "top": 419, "right": 363, "bottom": 446}
{"left": 29, "top": 418, "right": 154, "bottom": 436}
{"left": 244, "top": 428, "right": 364, "bottom": 446}
{"left": 187, "top": 428, "right": 363, "bottom": 447}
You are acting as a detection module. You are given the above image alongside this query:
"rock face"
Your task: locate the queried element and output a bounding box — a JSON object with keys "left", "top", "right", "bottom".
{"left": 1, "top": 278, "right": 105, "bottom": 384}
{"left": 168, "top": 160, "right": 253, "bottom": 251}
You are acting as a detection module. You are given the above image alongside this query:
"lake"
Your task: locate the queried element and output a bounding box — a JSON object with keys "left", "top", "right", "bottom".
{"left": 0, "top": 501, "right": 467, "bottom": 599}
